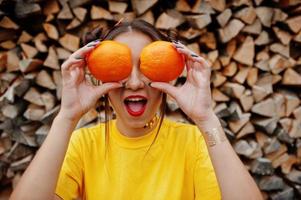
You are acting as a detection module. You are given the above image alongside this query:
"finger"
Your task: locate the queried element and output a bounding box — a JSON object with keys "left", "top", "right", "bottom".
{"left": 74, "top": 66, "right": 85, "bottom": 83}
{"left": 94, "top": 82, "right": 122, "bottom": 97}
{"left": 172, "top": 42, "right": 204, "bottom": 63}
{"left": 61, "top": 61, "right": 85, "bottom": 81}
{"left": 62, "top": 40, "right": 100, "bottom": 72}
{"left": 185, "top": 59, "right": 193, "bottom": 72}
{"left": 192, "top": 56, "right": 212, "bottom": 74}
{"left": 172, "top": 41, "right": 189, "bottom": 53}
{"left": 171, "top": 41, "right": 188, "bottom": 56}
{"left": 190, "top": 68, "right": 204, "bottom": 84}
{"left": 71, "top": 40, "right": 100, "bottom": 60}
{"left": 172, "top": 43, "right": 191, "bottom": 71}
{"left": 150, "top": 82, "right": 178, "bottom": 99}
{"left": 69, "top": 67, "right": 82, "bottom": 84}
{"left": 186, "top": 69, "right": 195, "bottom": 82}
{"left": 173, "top": 43, "right": 211, "bottom": 72}
{"left": 174, "top": 47, "right": 202, "bottom": 63}
{"left": 173, "top": 41, "right": 196, "bottom": 71}
{"left": 187, "top": 65, "right": 211, "bottom": 87}
{"left": 61, "top": 58, "right": 85, "bottom": 72}
{"left": 196, "top": 56, "right": 211, "bottom": 70}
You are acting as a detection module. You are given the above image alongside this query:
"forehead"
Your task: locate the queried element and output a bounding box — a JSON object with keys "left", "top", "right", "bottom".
{"left": 113, "top": 30, "right": 153, "bottom": 53}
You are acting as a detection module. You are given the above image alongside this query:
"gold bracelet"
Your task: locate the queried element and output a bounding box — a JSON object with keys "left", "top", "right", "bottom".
{"left": 203, "top": 126, "right": 227, "bottom": 147}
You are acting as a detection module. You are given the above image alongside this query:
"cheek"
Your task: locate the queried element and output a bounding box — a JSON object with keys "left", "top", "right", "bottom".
{"left": 149, "top": 89, "right": 162, "bottom": 105}
{"left": 108, "top": 90, "right": 122, "bottom": 108}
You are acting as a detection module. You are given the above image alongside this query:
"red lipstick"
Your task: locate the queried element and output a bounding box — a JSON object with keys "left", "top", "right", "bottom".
{"left": 123, "top": 95, "right": 148, "bottom": 117}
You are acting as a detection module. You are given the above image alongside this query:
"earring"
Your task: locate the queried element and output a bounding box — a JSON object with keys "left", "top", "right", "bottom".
{"left": 144, "top": 115, "right": 158, "bottom": 129}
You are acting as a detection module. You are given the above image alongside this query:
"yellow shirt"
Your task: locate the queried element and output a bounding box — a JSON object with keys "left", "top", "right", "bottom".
{"left": 55, "top": 119, "right": 221, "bottom": 200}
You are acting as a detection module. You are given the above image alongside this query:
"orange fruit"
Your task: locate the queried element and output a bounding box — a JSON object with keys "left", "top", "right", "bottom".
{"left": 87, "top": 40, "right": 132, "bottom": 82}
{"left": 140, "top": 41, "right": 185, "bottom": 82}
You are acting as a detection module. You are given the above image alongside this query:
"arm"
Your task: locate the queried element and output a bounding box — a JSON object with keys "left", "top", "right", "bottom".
{"left": 10, "top": 114, "right": 77, "bottom": 200}
{"left": 151, "top": 40, "right": 262, "bottom": 200}
{"left": 195, "top": 112, "right": 262, "bottom": 200}
{"left": 10, "top": 40, "right": 121, "bottom": 200}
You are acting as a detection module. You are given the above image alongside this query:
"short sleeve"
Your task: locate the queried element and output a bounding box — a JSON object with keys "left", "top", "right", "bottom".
{"left": 193, "top": 132, "right": 221, "bottom": 200}
{"left": 55, "top": 130, "right": 84, "bottom": 200}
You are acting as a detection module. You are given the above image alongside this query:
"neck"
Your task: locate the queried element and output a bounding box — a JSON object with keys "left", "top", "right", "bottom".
{"left": 116, "top": 118, "right": 158, "bottom": 138}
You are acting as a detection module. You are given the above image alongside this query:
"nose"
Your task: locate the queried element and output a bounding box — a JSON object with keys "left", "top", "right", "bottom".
{"left": 124, "top": 66, "right": 144, "bottom": 90}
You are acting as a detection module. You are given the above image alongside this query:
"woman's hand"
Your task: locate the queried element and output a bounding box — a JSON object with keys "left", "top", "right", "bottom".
{"left": 150, "top": 41, "right": 215, "bottom": 124}
{"left": 59, "top": 40, "right": 122, "bottom": 122}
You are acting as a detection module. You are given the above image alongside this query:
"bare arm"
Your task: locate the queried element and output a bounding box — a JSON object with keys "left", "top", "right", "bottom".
{"left": 196, "top": 113, "right": 263, "bottom": 200}
{"left": 10, "top": 40, "right": 121, "bottom": 200}
{"left": 10, "top": 114, "right": 77, "bottom": 200}
{"left": 151, "top": 41, "right": 262, "bottom": 200}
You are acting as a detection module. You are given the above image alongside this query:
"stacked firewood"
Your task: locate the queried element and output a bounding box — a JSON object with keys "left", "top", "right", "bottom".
{"left": 0, "top": 0, "right": 301, "bottom": 199}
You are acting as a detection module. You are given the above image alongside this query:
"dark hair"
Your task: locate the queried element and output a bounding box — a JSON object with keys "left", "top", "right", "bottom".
{"left": 83, "top": 19, "right": 176, "bottom": 167}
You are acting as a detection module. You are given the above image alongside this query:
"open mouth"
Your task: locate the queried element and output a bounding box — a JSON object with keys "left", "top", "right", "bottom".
{"left": 124, "top": 95, "right": 148, "bottom": 117}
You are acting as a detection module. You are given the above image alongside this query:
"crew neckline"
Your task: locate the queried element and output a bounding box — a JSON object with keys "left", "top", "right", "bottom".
{"left": 110, "top": 119, "right": 166, "bottom": 149}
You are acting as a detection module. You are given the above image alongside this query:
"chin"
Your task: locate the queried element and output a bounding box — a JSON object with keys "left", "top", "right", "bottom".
{"left": 123, "top": 115, "right": 152, "bottom": 129}
{"left": 115, "top": 108, "right": 156, "bottom": 129}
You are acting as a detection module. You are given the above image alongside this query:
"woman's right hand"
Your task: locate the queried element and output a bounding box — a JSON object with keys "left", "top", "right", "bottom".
{"left": 59, "top": 40, "right": 122, "bottom": 122}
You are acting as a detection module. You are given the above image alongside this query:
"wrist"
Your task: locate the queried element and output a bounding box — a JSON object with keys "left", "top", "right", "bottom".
{"left": 50, "top": 112, "right": 79, "bottom": 137}
{"left": 193, "top": 111, "right": 228, "bottom": 147}
{"left": 193, "top": 110, "right": 219, "bottom": 129}
{"left": 57, "top": 109, "right": 81, "bottom": 125}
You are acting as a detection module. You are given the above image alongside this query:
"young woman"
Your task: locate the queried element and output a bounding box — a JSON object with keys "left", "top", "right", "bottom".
{"left": 10, "top": 20, "right": 262, "bottom": 200}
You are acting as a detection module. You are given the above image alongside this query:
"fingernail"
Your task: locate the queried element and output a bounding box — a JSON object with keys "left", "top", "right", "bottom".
{"left": 176, "top": 46, "right": 184, "bottom": 49}
{"left": 87, "top": 44, "right": 96, "bottom": 47}
{"left": 191, "top": 54, "right": 198, "bottom": 57}
{"left": 75, "top": 56, "right": 82, "bottom": 59}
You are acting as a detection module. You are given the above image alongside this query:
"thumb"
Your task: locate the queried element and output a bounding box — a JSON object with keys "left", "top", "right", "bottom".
{"left": 150, "top": 82, "right": 178, "bottom": 99}
{"left": 94, "top": 82, "right": 122, "bottom": 97}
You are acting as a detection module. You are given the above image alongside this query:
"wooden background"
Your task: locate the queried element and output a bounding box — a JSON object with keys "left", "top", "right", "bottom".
{"left": 0, "top": 0, "right": 301, "bottom": 199}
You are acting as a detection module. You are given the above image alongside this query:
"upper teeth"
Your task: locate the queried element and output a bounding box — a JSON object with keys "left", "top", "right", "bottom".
{"left": 127, "top": 98, "right": 144, "bottom": 101}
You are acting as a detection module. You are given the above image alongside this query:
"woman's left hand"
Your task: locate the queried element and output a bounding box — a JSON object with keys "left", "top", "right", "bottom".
{"left": 150, "top": 41, "right": 215, "bottom": 124}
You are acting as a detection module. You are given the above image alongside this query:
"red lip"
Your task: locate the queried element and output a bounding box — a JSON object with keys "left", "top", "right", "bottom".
{"left": 124, "top": 95, "right": 148, "bottom": 117}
